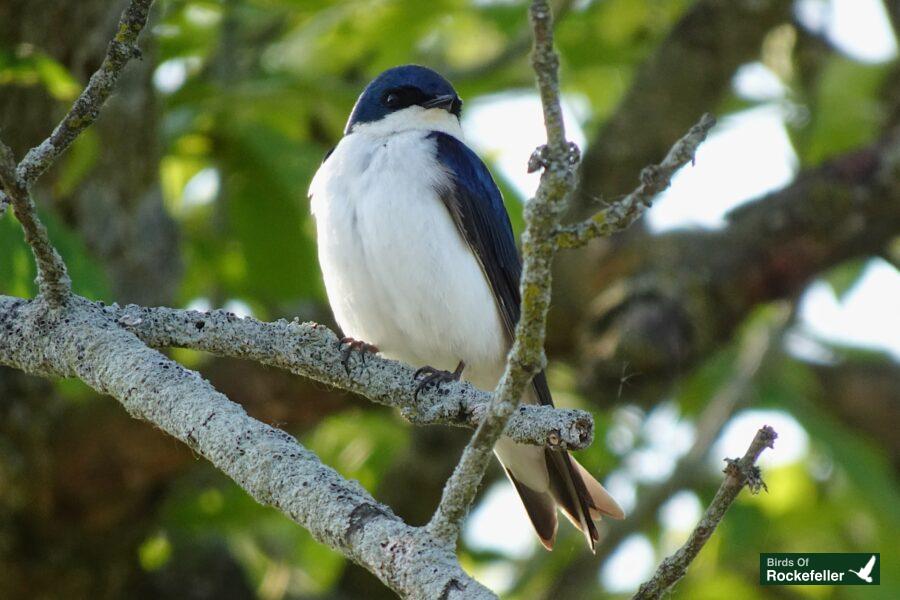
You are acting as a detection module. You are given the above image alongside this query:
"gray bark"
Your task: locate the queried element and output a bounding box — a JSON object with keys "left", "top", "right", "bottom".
{"left": 0, "top": 294, "right": 494, "bottom": 600}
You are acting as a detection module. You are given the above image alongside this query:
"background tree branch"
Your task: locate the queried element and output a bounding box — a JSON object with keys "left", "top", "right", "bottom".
{"left": 576, "top": 138, "right": 900, "bottom": 403}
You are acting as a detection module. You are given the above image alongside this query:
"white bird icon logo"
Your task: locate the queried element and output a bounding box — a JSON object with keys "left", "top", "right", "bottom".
{"left": 848, "top": 555, "right": 877, "bottom": 583}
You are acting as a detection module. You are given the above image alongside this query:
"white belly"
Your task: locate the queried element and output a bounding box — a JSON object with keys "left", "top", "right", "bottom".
{"left": 310, "top": 129, "right": 508, "bottom": 390}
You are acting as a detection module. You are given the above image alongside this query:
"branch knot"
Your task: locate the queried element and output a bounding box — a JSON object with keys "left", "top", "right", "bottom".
{"left": 528, "top": 144, "right": 549, "bottom": 173}
{"left": 723, "top": 458, "right": 768, "bottom": 494}
{"left": 528, "top": 142, "right": 581, "bottom": 174}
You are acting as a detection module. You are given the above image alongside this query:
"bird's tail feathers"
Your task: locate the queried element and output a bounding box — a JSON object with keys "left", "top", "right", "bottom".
{"left": 571, "top": 456, "right": 625, "bottom": 521}
{"left": 497, "top": 443, "right": 624, "bottom": 552}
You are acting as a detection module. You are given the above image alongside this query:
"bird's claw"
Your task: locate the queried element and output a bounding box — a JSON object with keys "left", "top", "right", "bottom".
{"left": 338, "top": 337, "right": 379, "bottom": 375}
{"left": 413, "top": 361, "right": 465, "bottom": 401}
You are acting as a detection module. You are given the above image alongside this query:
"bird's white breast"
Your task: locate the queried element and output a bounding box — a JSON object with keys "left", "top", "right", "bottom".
{"left": 309, "top": 121, "right": 508, "bottom": 390}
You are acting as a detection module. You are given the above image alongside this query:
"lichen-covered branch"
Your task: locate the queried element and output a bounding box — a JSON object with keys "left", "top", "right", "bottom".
{"left": 555, "top": 113, "right": 716, "bottom": 249}
{"left": 0, "top": 294, "right": 496, "bottom": 600}
{"left": 15, "top": 0, "right": 155, "bottom": 185}
{"left": 105, "top": 302, "right": 593, "bottom": 449}
{"left": 0, "top": 141, "right": 71, "bottom": 304}
{"left": 426, "top": 0, "right": 581, "bottom": 545}
{"left": 632, "top": 426, "right": 778, "bottom": 599}
{"left": 0, "top": 0, "right": 597, "bottom": 593}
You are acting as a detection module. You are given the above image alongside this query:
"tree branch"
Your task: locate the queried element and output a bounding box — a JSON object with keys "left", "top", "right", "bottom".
{"left": 0, "top": 141, "right": 71, "bottom": 304}
{"left": 104, "top": 302, "right": 593, "bottom": 449}
{"left": 632, "top": 426, "right": 778, "bottom": 600}
{"left": 0, "top": 294, "right": 496, "bottom": 599}
{"left": 425, "top": 0, "right": 581, "bottom": 546}
{"left": 555, "top": 113, "right": 716, "bottom": 249}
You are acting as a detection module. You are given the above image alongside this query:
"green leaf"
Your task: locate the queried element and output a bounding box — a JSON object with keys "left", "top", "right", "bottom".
{"left": 0, "top": 49, "right": 79, "bottom": 100}
{"left": 799, "top": 57, "right": 889, "bottom": 165}
{"left": 822, "top": 258, "right": 867, "bottom": 299}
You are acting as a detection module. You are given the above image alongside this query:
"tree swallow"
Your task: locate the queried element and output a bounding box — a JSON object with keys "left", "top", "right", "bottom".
{"left": 309, "top": 64, "right": 624, "bottom": 550}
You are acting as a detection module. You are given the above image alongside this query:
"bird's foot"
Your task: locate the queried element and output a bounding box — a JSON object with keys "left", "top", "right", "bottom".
{"left": 337, "top": 337, "right": 379, "bottom": 375}
{"left": 413, "top": 361, "right": 465, "bottom": 401}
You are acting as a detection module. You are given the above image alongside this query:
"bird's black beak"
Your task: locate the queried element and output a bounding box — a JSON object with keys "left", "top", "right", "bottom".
{"left": 420, "top": 94, "right": 457, "bottom": 111}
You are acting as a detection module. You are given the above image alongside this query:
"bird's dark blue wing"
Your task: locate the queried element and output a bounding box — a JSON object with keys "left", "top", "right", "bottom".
{"left": 429, "top": 131, "right": 558, "bottom": 406}
{"left": 428, "top": 131, "right": 522, "bottom": 337}
{"left": 429, "top": 133, "right": 599, "bottom": 544}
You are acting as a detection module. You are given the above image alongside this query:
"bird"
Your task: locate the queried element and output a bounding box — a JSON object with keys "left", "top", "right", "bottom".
{"left": 848, "top": 555, "right": 876, "bottom": 583}
{"left": 309, "top": 64, "right": 624, "bottom": 551}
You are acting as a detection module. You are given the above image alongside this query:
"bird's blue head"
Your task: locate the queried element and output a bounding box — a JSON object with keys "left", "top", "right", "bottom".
{"left": 345, "top": 65, "right": 462, "bottom": 134}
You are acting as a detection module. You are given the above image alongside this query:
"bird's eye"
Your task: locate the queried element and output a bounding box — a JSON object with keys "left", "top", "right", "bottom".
{"left": 383, "top": 93, "right": 400, "bottom": 108}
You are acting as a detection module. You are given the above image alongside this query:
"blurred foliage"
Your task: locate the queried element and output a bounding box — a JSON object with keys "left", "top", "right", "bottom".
{"left": 2, "top": 0, "right": 900, "bottom": 598}
{"left": 0, "top": 48, "right": 80, "bottom": 101}
{"left": 798, "top": 56, "right": 890, "bottom": 165}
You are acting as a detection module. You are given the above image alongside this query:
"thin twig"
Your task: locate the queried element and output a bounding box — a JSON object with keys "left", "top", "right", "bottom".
{"left": 632, "top": 425, "right": 778, "bottom": 599}
{"left": 16, "top": 0, "right": 155, "bottom": 185}
{"left": 0, "top": 142, "right": 71, "bottom": 304}
{"left": 426, "top": 0, "right": 579, "bottom": 546}
{"left": 555, "top": 113, "right": 716, "bottom": 249}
